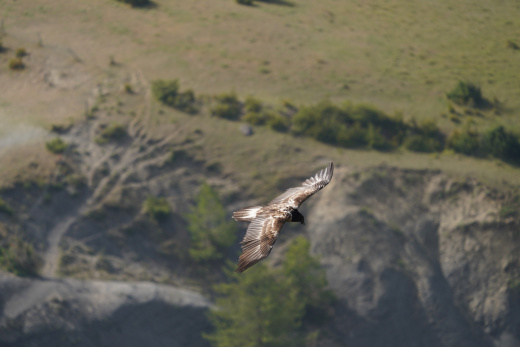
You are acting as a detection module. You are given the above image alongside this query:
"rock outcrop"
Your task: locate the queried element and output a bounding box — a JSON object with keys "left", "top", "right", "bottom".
{"left": 308, "top": 166, "right": 520, "bottom": 347}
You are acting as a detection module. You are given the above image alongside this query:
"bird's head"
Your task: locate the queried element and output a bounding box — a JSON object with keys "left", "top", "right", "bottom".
{"left": 291, "top": 209, "right": 305, "bottom": 225}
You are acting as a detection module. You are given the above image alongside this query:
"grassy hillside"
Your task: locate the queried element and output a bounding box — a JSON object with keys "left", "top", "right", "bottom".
{"left": 1, "top": 0, "right": 520, "bottom": 189}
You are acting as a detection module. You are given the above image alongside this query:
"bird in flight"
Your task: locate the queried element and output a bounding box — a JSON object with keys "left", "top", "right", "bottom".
{"left": 232, "top": 162, "right": 334, "bottom": 273}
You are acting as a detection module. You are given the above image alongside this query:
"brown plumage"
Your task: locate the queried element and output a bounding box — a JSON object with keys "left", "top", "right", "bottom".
{"left": 232, "top": 162, "right": 334, "bottom": 273}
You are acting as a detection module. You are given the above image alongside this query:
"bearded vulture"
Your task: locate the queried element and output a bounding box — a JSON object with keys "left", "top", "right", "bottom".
{"left": 232, "top": 162, "right": 334, "bottom": 273}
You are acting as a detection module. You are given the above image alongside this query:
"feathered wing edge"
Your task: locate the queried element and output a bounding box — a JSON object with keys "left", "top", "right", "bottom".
{"left": 267, "top": 161, "right": 334, "bottom": 207}
{"left": 232, "top": 206, "right": 262, "bottom": 222}
{"left": 302, "top": 161, "right": 334, "bottom": 188}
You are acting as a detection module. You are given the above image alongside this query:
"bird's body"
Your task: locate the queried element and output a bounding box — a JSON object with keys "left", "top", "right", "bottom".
{"left": 232, "top": 162, "right": 334, "bottom": 272}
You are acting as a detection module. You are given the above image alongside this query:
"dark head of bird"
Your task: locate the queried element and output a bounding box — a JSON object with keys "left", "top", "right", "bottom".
{"left": 291, "top": 209, "right": 305, "bottom": 225}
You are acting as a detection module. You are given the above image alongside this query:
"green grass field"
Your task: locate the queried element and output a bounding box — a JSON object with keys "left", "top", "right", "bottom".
{"left": 1, "top": 0, "right": 520, "bottom": 189}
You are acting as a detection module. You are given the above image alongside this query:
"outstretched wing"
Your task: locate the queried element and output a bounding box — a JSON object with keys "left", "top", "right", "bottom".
{"left": 267, "top": 161, "right": 334, "bottom": 209}
{"left": 235, "top": 213, "right": 286, "bottom": 273}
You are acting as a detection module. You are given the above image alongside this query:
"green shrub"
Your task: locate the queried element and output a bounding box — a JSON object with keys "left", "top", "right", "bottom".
{"left": 447, "top": 129, "right": 480, "bottom": 155}
{"left": 481, "top": 126, "right": 520, "bottom": 162}
{"left": 236, "top": 0, "right": 254, "bottom": 5}
{"left": 446, "top": 81, "right": 484, "bottom": 108}
{"left": 8, "top": 58, "right": 25, "bottom": 70}
{"left": 15, "top": 48, "right": 27, "bottom": 58}
{"left": 244, "top": 96, "right": 263, "bottom": 113}
{"left": 243, "top": 111, "right": 266, "bottom": 125}
{"left": 116, "top": 0, "right": 151, "bottom": 7}
{"left": 143, "top": 196, "right": 171, "bottom": 220}
{"left": 152, "top": 79, "right": 197, "bottom": 113}
{"left": 266, "top": 113, "right": 290, "bottom": 132}
{"left": 447, "top": 126, "right": 520, "bottom": 162}
{"left": 292, "top": 100, "right": 350, "bottom": 143}
{"left": 96, "top": 123, "right": 127, "bottom": 144}
{"left": 404, "top": 135, "right": 442, "bottom": 153}
{"left": 367, "top": 124, "right": 392, "bottom": 150}
{"left": 337, "top": 122, "right": 368, "bottom": 148}
{"left": 211, "top": 92, "right": 242, "bottom": 120}
{"left": 404, "top": 119, "right": 443, "bottom": 153}
{"left": 292, "top": 100, "right": 405, "bottom": 150}
{"left": 45, "top": 138, "right": 68, "bottom": 154}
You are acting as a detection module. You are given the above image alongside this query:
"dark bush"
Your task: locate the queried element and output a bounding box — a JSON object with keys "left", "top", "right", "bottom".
{"left": 15, "top": 48, "right": 27, "bottom": 58}
{"left": 507, "top": 40, "right": 519, "bottom": 50}
{"left": 337, "top": 122, "right": 368, "bottom": 148}
{"left": 0, "top": 236, "right": 41, "bottom": 276}
{"left": 447, "top": 129, "right": 480, "bottom": 156}
{"left": 404, "top": 119, "right": 443, "bottom": 153}
{"left": 244, "top": 96, "right": 263, "bottom": 113}
{"left": 446, "top": 81, "right": 484, "bottom": 108}
{"left": 211, "top": 92, "right": 242, "bottom": 120}
{"left": 144, "top": 196, "right": 171, "bottom": 221}
{"left": 292, "top": 101, "right": 350, "bottom": 143}
{"left": 236, "top": 0, "right": 254, "bottom": 5}
{"left": 8, "top": 58, "right": 25, "bottom": 70}
{"left": 404, "top": 135, "right": 442, "bottom": 153}
{"left": 481, "top": 126, "right": 520, "bottom": 162}
{"left": 292, "top": 100, "right": 405, "bottom": 150}
{"left": 243, "top": 111, "right": 266, "bottom": 125}
{"left": 266, "top": 113, "right": 290, "bottom": 132}
{"left": 367, "top": 124, "right": 392, "bottom": 150}
{"left": 152, "top": 80, "right": 197, "bottom": 113}
{"left": 96, "top": 123, "right": 127, "bottom": 144}
{"left": 46, "top": 138, "right": 68, "bottom": 154}
{"left": 116, "top": 0, "right": 151, "bottom": 7}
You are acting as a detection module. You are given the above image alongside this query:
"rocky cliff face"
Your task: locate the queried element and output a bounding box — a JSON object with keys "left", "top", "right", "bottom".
{"left": 1, "top": 164, "right": 519, "bottom": 347}
{"left": 308, "top": 166, "right": 520, "bottom": 347}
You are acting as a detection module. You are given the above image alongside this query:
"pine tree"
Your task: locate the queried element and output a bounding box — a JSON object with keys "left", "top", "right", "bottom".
{"left": 185, "top": 183, "right": 236, "bottom": 262}
{"left": 205, "top": 264, "right": 305, "bottom": 347}
{"left": 205, "top": 236, "right": 334, "bottom": 347}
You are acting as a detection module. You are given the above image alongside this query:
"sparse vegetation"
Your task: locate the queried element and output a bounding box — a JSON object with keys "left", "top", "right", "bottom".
{"left": 45, "top": 138, "right": 68, "bottom": 154}
{"left": 236, "top": 0, "right": 253, "bottom": 5}
{"left": 185, "top": 183, "right": 236, "bottom": 262}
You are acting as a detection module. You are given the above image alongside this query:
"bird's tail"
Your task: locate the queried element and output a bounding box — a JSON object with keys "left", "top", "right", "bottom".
{"left": 232, "top": 206, "right": 262, "bottom": 222}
